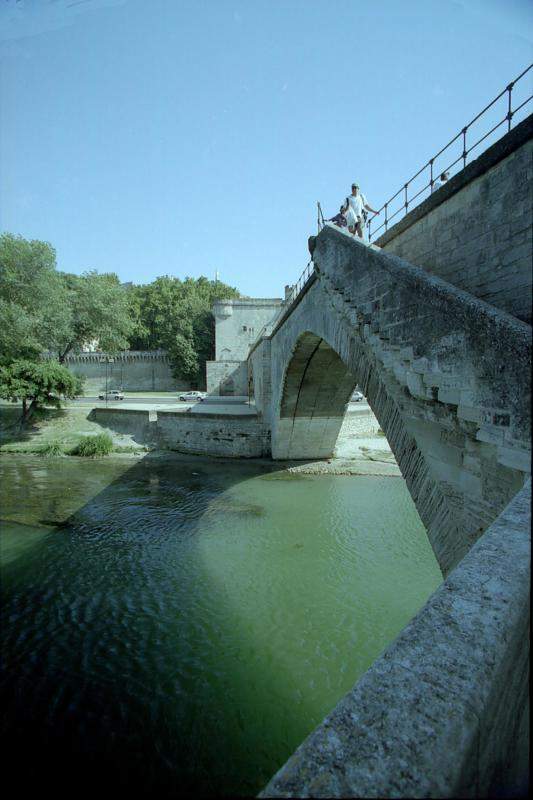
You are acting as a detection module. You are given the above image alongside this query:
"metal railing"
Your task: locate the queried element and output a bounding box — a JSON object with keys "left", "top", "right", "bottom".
{"left": 367, "top": 63, "right": 532, "bottom": 241}
{"left": 250, "top": 260, "right": 316, "bottom": 351}
{"left": 251, "top": 65, "right": 532, "bottom": 353}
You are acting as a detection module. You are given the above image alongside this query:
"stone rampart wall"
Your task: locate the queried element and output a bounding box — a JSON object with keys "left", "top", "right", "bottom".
{"left": 377, "top": 116, "right": 533, "bottom": 323}
{"left": 64, "top": 351, "right": 189, "bottom": 392}
{"left": 91, "top": 407, "right": 270, "bottom": 458}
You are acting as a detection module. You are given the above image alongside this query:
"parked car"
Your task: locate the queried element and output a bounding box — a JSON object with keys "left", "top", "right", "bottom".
{"left": 178, "top": 391, "right": 206, "bottom": 402}
{"left": 351, "top": 390, "right": 364, "bottom": 402}
{"left": 98, "top": 390, "right": 124, "bottom": 400}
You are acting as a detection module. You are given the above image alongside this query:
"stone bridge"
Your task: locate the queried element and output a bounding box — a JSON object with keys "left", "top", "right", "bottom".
{"left": 249, "top": 224, "right": 531, "bottom": 794}
{"left": 250, "top": 223, "right": 530, "bottom": 577}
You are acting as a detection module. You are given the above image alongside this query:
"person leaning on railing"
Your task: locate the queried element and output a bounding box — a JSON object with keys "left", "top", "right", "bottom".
{"left": 432, "top": 171, "right": 450, "bottom": 192}
{"left": 328, "top": 199, "right": 349, "bottom": 228}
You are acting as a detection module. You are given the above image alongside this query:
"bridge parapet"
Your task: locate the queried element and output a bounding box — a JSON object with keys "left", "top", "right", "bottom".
{"left": 315, "top": 223, "right": 531, "bottom": 455}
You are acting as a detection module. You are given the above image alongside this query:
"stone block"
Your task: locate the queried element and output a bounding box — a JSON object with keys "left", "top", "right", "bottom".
{"left": 438, "top": 387, "right": 461, "bottom": 405}
{"left": 497, "top": 446, "right": 531, "bottom": 473}
{"left": 476, "top": 426, "right": 506, "bottom": 445}
{"left": 411, "top": 356, "right": 430, "bottom": 374}
{"left": 457, "top": 405, "right": 482, "bottom": 424}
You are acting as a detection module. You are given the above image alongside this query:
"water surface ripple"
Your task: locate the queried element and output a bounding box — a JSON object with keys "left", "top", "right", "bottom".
{"left": 0, "top": 454, "right": 442, "bottom": 796}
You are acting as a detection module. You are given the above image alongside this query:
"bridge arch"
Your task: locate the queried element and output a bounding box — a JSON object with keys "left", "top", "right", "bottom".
{"left": 275, "top": 331, "right": 357, "bottom": 459}
{"left": 269, "top": 278, "right": 477, "bottom": 576}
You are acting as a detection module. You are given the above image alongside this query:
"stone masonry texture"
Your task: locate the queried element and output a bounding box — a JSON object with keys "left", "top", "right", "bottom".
{"left": 377, "top": 115, "right": 533, "bottom": 324}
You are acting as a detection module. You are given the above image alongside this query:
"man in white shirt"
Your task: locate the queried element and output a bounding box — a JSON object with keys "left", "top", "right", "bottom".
{"left": 346, "top": 183, "right": 379, "bottom": 238}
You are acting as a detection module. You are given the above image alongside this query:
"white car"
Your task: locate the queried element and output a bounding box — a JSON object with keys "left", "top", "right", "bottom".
{"left": 98, "top": 390, "right": 124, "bottom": 400}
{"left": 351, "top": 390, "right": 364, "bottom": 402}
{"left": 178, "top": 391, "right": 206, "bottom": 402}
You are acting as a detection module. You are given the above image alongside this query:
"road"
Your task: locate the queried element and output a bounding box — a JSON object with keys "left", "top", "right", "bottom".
{"left": 72, "top": 396, "right": 184, "bottom": 405}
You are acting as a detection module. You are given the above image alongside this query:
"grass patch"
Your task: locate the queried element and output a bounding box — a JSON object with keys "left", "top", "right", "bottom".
{"left": 38, "top": 441, "right": 64, "bottom": 457}
{"left": 72, "top": 432, "right": 114, "bottom": 457}
{"left": 377, "top": 428, "right": 386, "bottom": 436}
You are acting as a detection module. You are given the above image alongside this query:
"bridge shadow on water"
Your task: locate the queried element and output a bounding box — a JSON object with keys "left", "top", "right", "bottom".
{"left": 2, "top": 451, "right": 361, "bottom": 798}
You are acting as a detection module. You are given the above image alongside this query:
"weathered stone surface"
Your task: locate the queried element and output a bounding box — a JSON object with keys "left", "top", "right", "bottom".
{"left": 92, "top": 407, "right": 271, "bottom": 457}
{"left": 260, "top": 481, "right": 530, "bottom": 799}
{"left": 377, "top": 116, "right": 533, "bottom": 323}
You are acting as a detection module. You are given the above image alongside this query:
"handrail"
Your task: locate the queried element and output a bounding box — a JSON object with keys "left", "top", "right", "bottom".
{"left": 367, "top": 63, "right": 532, "bottom": 241}
{"left": 250, "top": 66, "right": 532, "bottom": 354}
{"left": 249, "top": 260, "right": 316, "bottom": 352}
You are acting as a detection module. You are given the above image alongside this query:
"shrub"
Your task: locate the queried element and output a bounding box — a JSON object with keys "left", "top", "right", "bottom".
{"left": 73, "top": 432, "right": 113, "bottom": 457}
{"left": 377, "top": 428, "right": 386, "bottom": 437}
{"left": 38, "top": 441, "right": 64, "bottom": 457}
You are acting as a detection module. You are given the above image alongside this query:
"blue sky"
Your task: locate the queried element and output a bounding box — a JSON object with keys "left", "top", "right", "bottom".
{"left": 1, "top": 0, "right": 532, "bottom": 297}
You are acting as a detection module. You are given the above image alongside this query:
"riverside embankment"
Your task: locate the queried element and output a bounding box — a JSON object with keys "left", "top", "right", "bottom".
{"left": 0, "top": 400, "right": 400, "bottom": 475}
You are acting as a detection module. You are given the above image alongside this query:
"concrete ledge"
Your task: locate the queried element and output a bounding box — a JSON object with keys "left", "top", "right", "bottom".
{"left": 375, "top": 113, "right": 533, "bottom": 248}
{"left": 260, "top": 480, "right": 530, "bottom": 798}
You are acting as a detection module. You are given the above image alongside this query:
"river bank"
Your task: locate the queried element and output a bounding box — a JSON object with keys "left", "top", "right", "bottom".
{"left": 0, "top": 402, "right": 400, "bottom": 476}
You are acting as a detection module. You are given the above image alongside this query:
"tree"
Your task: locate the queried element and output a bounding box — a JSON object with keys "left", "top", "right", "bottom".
{"left": 56, "top": 271, "right": 135, "bottom": 362}
{"left": 0, "top": 233, "right": 71, "bottom": 364}
{"left": 0, "top": 359, "right": 83, "bottom": 421}
{"left": 128, "top": 275, "right": 240, "bottom": 384}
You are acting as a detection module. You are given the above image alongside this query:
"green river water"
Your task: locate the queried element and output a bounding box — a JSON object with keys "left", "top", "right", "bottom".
{"left": 0, "top": 453, "right": 442, "bottom": 796}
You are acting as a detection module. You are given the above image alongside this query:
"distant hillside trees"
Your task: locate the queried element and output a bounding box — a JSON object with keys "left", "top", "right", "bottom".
{"left": 128, "top": 276, "right": 240, "bottom": 385}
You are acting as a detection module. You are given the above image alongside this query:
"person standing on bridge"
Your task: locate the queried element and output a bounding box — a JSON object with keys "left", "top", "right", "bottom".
{"left": 346, "top": 183, "right": 379, "bottom": 239}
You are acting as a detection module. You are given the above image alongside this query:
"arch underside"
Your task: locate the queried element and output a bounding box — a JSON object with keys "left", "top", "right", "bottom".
{"left": 273, "top": 327, "right": 468, "bottom": 575}
{"left": 274, "top": 333, "right": 356, "bottom": 460}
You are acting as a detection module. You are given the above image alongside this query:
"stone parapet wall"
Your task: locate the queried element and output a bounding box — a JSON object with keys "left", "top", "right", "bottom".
{"left": 261, "top": 479, "right": 530, "bottom": 798}
{"left": 91, "top": 407, "right": 270, "bottom": 458}
{"left": 377, "top": 115, "right": 533, "bottom": 323}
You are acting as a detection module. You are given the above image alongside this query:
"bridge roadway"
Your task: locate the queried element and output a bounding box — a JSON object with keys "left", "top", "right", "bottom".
{"left": 249, "top": 222, "right": 531, "bottom": 797}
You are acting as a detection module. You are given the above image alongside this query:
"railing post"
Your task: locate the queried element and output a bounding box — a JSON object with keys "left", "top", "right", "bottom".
{"left": 429, "top": 159, "right": 434, "bottom": 194}
{"left": 384, "top": 202, "right": 388, "bottom": 231}
{"left": 404, "top": 184, "right": 408, "bottom": 215}
{"left": 507, "top": 82, "right": 514, "bottom": 131}
{"left": 462, "top": 126, "right": 467, "bottom": 168}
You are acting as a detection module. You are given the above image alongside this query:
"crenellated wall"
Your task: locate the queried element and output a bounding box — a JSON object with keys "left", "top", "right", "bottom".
{"left": 62, "top": 350, "right": 190, "bottom": 393}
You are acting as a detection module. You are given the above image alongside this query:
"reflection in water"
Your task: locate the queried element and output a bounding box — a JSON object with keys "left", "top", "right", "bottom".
{"left": 0, "top": 454, "right": 442, "bottom": 796}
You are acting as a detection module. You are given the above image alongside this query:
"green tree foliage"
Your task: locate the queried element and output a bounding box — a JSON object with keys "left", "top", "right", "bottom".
{"left": 129, "top": 276, "right": 240, "bottom": 383}
{"left": 57, "top": 271, "right": 135, "bottom": 361}
{"left": 0, "top": 359, "right": 83, "bottom": 421}
{"left": 0, "top": 233, "right": 71, "bottom": 363}
{"left": 0, "top": 234, "right": 135, "bottom": 365}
